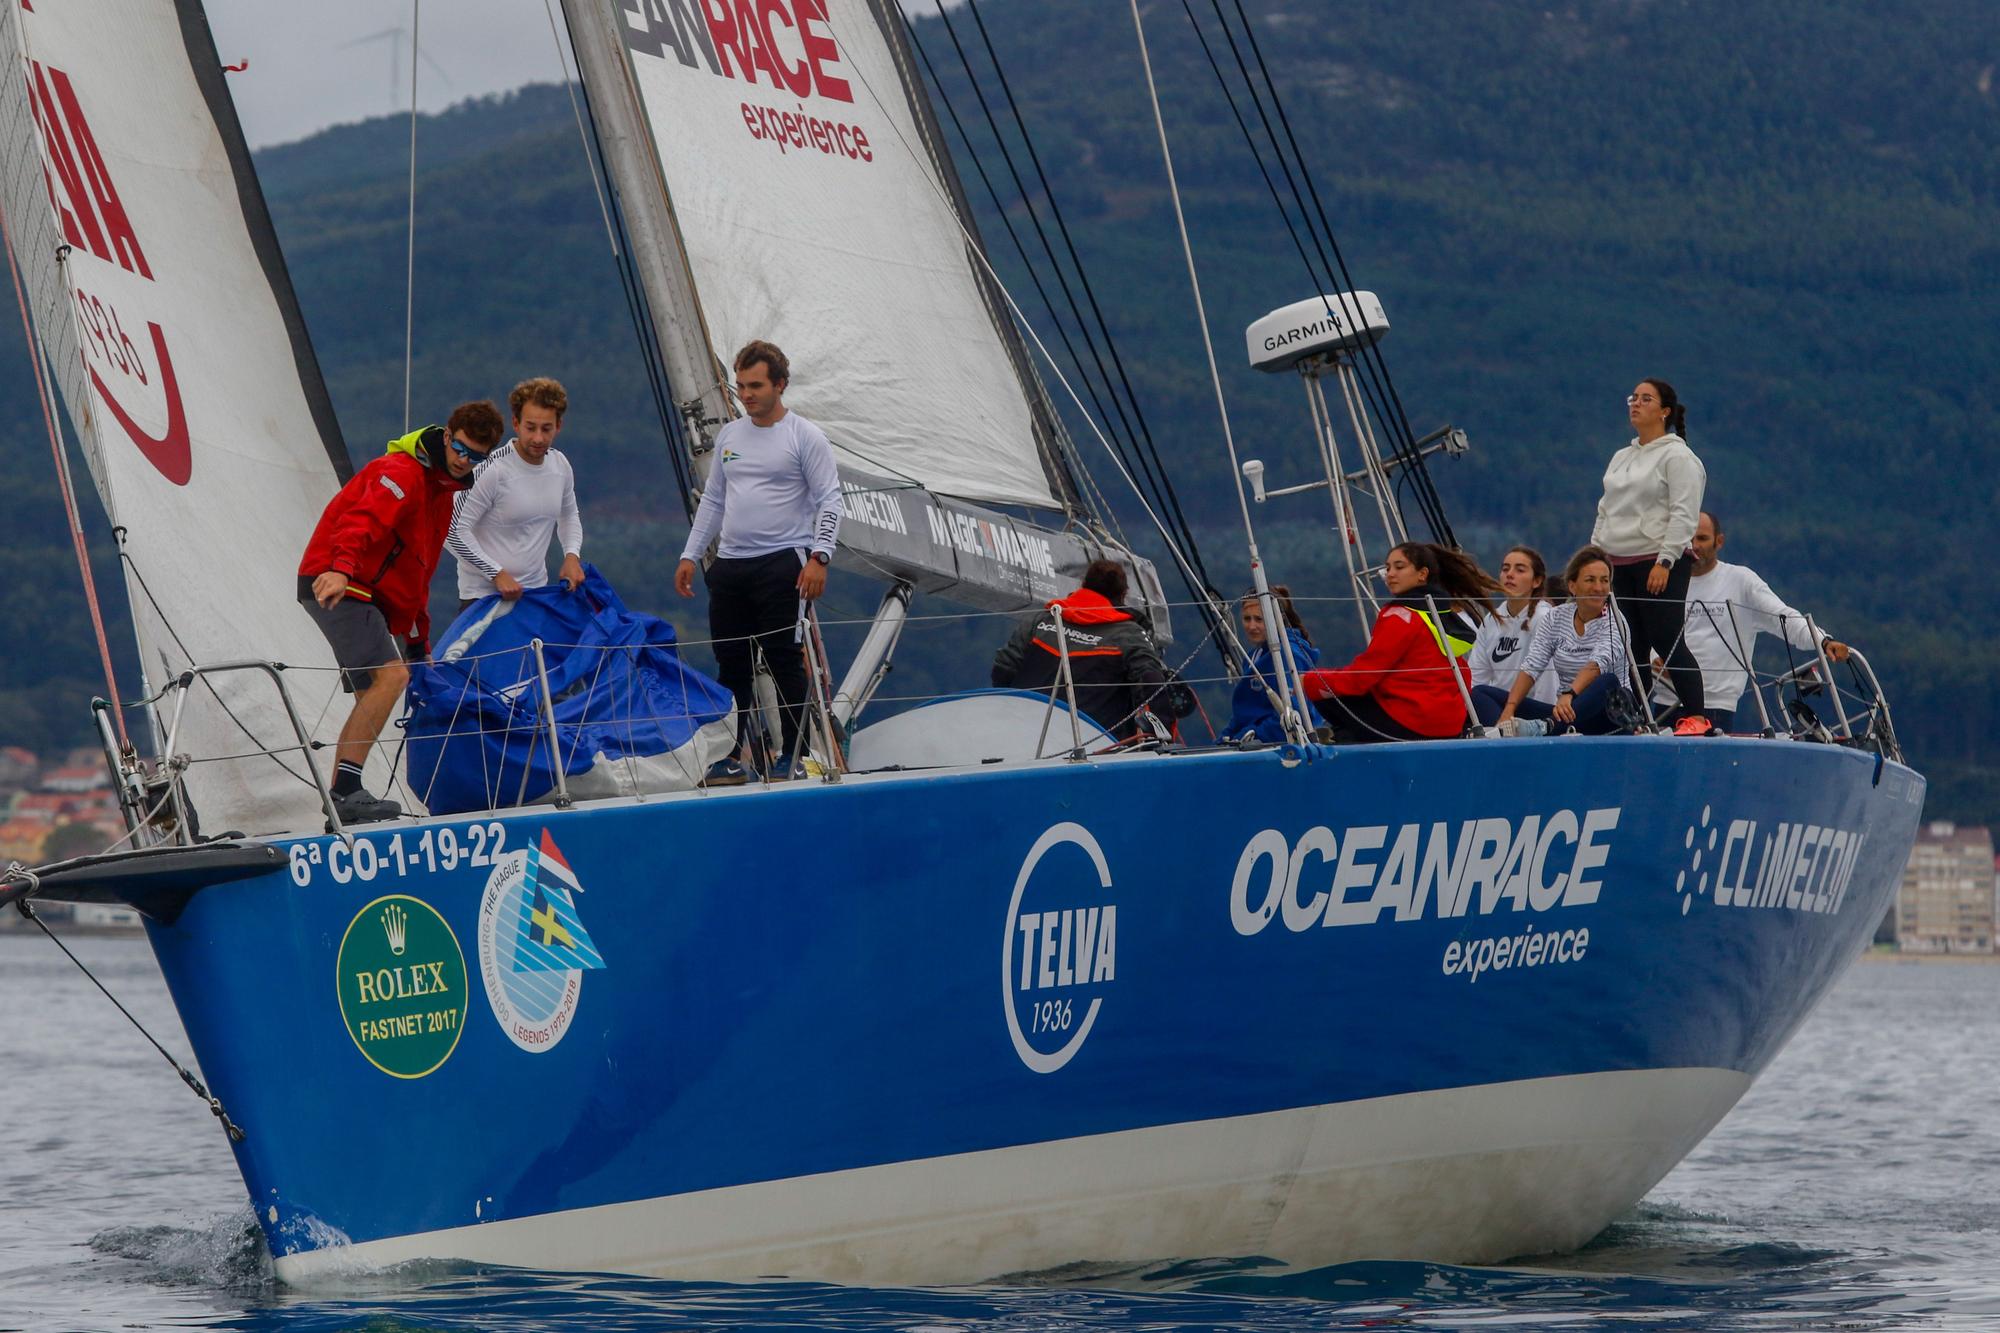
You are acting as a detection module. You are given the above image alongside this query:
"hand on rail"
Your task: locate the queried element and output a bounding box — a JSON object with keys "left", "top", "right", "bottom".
{"left": 312, "top": 571, "right": 349, "bottom": 609}
{"left": 494, "top": 570, "right": 524, "bottom": 602}
{"left": 674, "top": 558, "right": 697, "bottom": 598}
{"left": 557, "top": 554, "right": 584, "bottom": 591}
{"left": 1824, "top": 639, "right": 1850, "bottom": 662}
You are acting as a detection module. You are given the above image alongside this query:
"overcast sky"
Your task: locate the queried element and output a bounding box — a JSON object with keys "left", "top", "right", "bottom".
{"left": 204, "top": 0, "right": 574, "bottom": 148}
{"left": 203, "top": 1, "right": 954, "bottom": 149}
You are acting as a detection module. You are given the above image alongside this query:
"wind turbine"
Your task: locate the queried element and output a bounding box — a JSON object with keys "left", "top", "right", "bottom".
{"left": 341, "top": 25, "right": 453, "bottom": 113}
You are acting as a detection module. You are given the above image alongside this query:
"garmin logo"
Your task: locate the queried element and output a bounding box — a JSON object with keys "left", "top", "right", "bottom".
{"left": 1231, "top": 809, "right": 1621, "bottom": 936}
{"left": 1263, "top": 314, "right": 1350, "bottom": 354}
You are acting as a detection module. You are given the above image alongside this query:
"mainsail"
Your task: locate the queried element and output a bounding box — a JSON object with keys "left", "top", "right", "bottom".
{"left": 564, "top": 0, "right": 1166, "bottom": 621}
{"left": 0, "top": 0, "right": 354, "bottom": 834}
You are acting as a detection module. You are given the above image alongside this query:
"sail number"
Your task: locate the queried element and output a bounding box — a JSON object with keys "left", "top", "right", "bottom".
{"left": 290, "top": 823, "right": 507, "bottom": 887}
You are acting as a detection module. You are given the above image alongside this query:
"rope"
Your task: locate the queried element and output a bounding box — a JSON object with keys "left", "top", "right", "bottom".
{"left": 0, "top": 213, "right": 128, "bottom": 751}
{"left": 14, "top": 898, "right": 244, "bottom": 1143}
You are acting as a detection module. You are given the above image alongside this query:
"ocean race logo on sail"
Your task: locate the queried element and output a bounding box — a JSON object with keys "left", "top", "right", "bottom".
{"left": 1229, "top": 809, "right": 1620, "bottom": 984}
{"left": 624, "top": 0, "right": 875, "bottom": 163}
{"left": 1003, "top": 824, "right": 1118, "bottom": 1074}
{"left": 22, "top": 51, "right": 190, "bottom": 483}
{"left": 476, "top": 830, "right": 608, "bottom": 1054}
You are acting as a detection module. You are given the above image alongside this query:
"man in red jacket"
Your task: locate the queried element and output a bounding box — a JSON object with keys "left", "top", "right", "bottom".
{"left": 297, "top": 402, "right": 503, "bottom": 822}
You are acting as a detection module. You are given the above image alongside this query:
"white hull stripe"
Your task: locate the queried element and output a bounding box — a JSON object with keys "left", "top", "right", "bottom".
{"left": 278, "top": 1066, "right": 1749, "bottom": 1287}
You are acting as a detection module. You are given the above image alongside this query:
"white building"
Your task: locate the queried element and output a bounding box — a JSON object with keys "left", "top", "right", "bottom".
{"left": 1896, "top": 821, "right": 1996, "bottom": 954}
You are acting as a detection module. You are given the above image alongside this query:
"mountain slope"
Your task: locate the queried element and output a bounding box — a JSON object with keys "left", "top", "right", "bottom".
{"left": 1, "top": 1, "right": 1992, "bottom": 813}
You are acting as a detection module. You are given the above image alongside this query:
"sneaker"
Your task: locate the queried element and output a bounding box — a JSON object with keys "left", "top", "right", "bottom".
{"left": 1672, "top": 715, "right": 1715, "bottom": 737}
{"left": 332, "top": 786, "right": 402, "bottom": 824}
{"left": 1498, "top": 718, "right": 1549, "bottom": 738}
{"left": 767, "top": 752, "right": 806, "bottom": 781}
{"left": 701, "top": 758, "right": 749, "bottom": 787}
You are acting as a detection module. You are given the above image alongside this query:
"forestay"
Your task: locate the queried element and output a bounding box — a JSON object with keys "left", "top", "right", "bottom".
{"left": 594, "top": 0, "right": 1057, "bottom": 509}
{"left": 0, "top": 0, "right": 355, "bottom": 834}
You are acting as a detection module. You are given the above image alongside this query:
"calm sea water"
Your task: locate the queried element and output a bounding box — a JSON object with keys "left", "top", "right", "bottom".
{"left": 2, "top": 931, "right": 1995, "bottom": 1332}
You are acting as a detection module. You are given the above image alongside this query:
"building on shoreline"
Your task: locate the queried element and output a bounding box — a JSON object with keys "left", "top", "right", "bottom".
{"left": 1896, "top": 821, "right": 1996, "bottom": 954}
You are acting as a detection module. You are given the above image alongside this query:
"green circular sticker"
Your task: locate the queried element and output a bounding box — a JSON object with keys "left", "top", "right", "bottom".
{"left": 336, "top": 894, "right": 468, "bottom": 1079}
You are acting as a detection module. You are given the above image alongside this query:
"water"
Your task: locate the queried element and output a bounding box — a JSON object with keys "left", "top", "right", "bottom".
{"left": 2, "top": 931, "right": 1995, "bottom": 1331}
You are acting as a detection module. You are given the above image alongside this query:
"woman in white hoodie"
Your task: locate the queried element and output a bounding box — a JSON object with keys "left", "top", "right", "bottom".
{"left": 1591, "top": 378, "right": 1709, "bottom": 734}
{"left": 1469, "top": 545, "right": 1559, "bottom": 706}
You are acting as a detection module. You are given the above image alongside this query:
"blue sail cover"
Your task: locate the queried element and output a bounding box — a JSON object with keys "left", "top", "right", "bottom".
{"left": 403, "top": 568, "right": 735, "bottom": 815}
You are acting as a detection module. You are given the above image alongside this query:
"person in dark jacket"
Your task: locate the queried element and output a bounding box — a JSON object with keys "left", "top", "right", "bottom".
{"left": 991, "top": 559, "right": 1169, "bottom": 740}
{"left": 297, "top": 402, "right": 502, "bottom": 821}
{"left": 1299, "top": 542, "right": 1494, "bottom": 743}
{"left": 1223, "top": 585, "right": 1321, "bottom": 743}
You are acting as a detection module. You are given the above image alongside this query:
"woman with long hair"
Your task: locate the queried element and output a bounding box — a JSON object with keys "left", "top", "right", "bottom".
{"left": 1473, "top": 546, "right": 1633, "bottom": 736}
{"left": 1592, "top": 377, "right": 1709, "bottom": 734}
{"left": 1298, "top": 542, "right": 1495, "bottom": 743}
{"left": 1223, "top": 585, "right": 1321, "bottom": 742}
{"left": 1468, "top": 545, "right": 1559, "bottom": 708}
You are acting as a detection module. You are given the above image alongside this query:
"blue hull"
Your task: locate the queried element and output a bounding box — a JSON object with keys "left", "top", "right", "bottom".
{"left": 142, "top": 737, "right": 1924, "bottom": 1281}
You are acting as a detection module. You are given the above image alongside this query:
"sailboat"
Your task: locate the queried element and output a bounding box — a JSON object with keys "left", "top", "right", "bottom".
{"left": 0, "top": 0, "right": 1925, "bottom": 1288}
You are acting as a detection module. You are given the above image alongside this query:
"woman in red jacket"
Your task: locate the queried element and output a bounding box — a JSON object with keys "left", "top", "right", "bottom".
{"left": 1299, "top": 542, "right": 1496, "bottom": 743}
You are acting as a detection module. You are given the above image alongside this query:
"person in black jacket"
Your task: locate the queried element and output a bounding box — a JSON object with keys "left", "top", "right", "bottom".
{"left": 991, "top": 560, "right": 1169, "bottom": 739}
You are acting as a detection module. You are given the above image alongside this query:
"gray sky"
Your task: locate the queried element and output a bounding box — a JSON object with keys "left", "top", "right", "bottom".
{"left": 204, "top": 1, "right": 957, "bottom": 149}
{"left": 204, "top": 1, "right": 571, "bottom": 148}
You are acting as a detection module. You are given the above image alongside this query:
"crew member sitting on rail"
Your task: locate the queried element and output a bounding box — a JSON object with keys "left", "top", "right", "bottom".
{"left": 991, "top": 559, "right": 1171, "bottom": 740}
{"left": 1223, "top": 585, "right": 1321, "bottom": 743}
{"left": 1469, "top": 545, "right": 1560, "bottom": 708}
{"left": 1648, "top": 510, "right": 1849, "bottom": 732}
{"left": 1474, "top": 545, "right": 1633, "bottom": 737}
{"left": 1297, "top": 542, "right": 1490, "bottom": 743}
{"left": 298, "top": 403, "right": 502, "bottom": 823}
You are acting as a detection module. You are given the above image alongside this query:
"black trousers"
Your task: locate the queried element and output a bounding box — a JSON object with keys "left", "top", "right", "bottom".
{"left": 1318, "top": 692, "right": 1426, "bottom": 744}
{"left": 705, "top": 550, "right": 810, "bottom": 760}
{"left": 1613, "top": 556, "right": 1705, "bottom": 717}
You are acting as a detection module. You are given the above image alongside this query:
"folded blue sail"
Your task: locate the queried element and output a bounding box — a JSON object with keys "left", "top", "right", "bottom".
{"left": 402, "top": 567, "right": 736, "bottom": 815}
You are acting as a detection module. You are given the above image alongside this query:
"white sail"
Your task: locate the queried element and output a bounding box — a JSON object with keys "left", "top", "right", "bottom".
{"left": 602, "top": 0, "right": 1058, "bottom": 509}
{"left": 0, "top": 0, "right": 356, "bottom": 834}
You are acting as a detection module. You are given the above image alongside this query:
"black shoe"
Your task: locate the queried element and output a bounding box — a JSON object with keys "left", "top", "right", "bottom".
{"left": 702, "top": 758, "right": 749, "bottom": 787}
{"left": 333, "top": 786, "right": 403, "bottom": 824}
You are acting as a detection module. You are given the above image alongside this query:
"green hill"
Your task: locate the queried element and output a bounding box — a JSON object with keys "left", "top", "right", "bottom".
{"left": 1, "top": 0, "right": 1993, "bottom": 816}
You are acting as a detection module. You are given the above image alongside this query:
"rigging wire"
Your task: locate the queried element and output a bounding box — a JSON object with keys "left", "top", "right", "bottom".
{"left": 961, "top": 0, "right": 1220, "bottom": 600}
{"left": 913, "top": 1, "right": 1236, "bottom": 663}
{"left": 820, "top": 3, "right": 1257, "bottom": 676}
{"left": 1216, "top": 0, "right": 1456, "bottom": 546}
{"left": 2, "top": 217, "right": 128, "bottom": 752}
{"left": 402, "top": 0, "right": 420, "bottom": 432}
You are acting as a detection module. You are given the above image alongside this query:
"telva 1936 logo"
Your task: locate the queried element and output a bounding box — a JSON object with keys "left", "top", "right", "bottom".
{"left": 1002, "top": 823, "right": 1117, "bottom": 1074}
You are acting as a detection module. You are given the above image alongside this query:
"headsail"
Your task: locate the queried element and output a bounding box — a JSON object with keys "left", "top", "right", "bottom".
{"left": 581, "top": 0, "right": 1059, "bottom": 507}
{"left": 0, "top": 0, "right": 354, "bottom": 834}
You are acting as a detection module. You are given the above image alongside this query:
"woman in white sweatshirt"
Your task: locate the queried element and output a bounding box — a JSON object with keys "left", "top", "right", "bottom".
{"left": 1468, "top": 545, "right": 1559, "bottom": 706}
{"left": 1591, "top": 378, "right": 1708, "bottom": 734}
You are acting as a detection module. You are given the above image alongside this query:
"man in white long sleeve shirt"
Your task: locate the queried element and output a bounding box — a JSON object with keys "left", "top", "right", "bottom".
{"left": 447, "top": 377, "right": 584, "bottom": 611}
{"left": 1650, "top": 511, "right": 1849, "bottom": 732}
{"left": 674, "top": 340, "right": 843, "bottom": 782}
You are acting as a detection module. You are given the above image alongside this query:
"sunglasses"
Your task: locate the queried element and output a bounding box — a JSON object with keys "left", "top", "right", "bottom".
{"left": 448, "top": 438, "right": 490, "bottom": 460}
